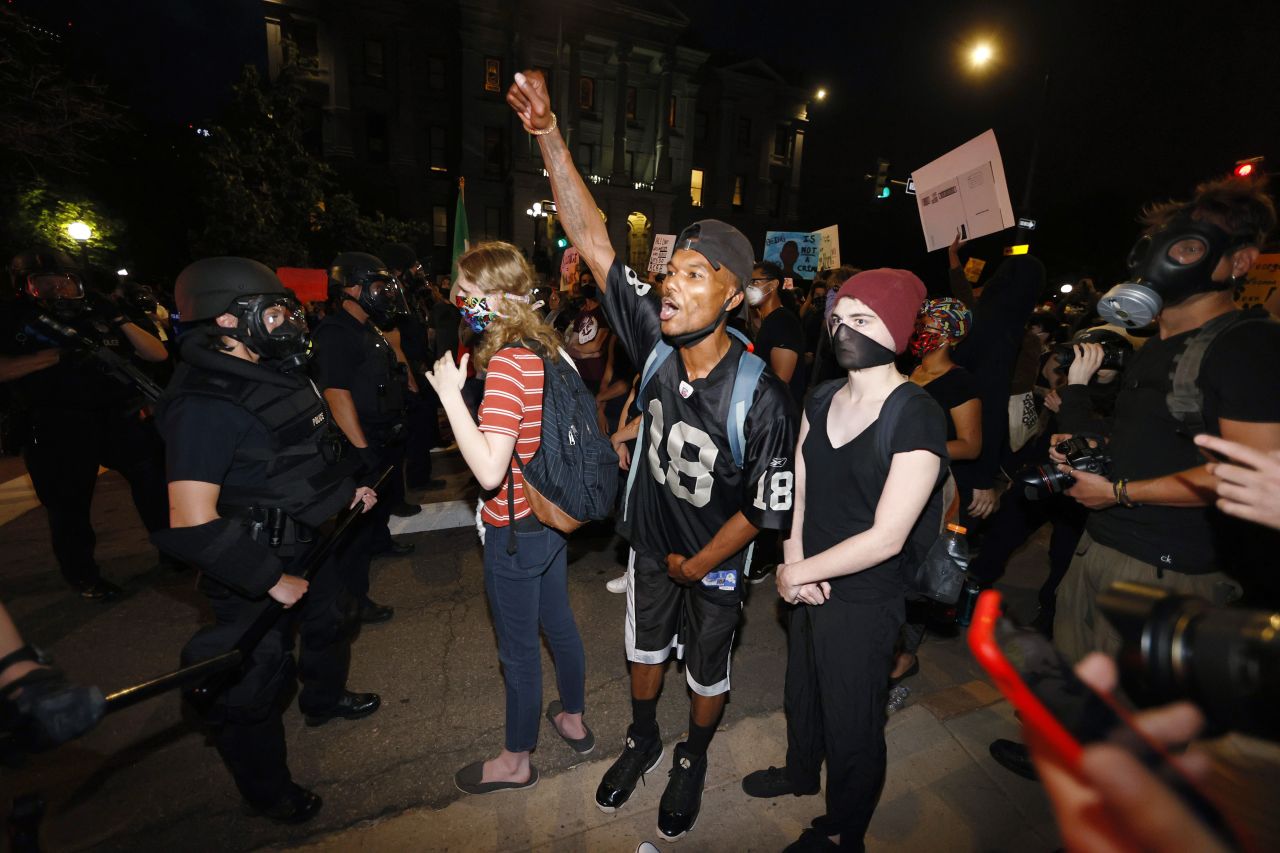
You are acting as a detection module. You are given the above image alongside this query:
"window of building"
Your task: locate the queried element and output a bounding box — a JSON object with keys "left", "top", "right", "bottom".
{"left": 484, "top": 57, "right": 502, "bottom": 93}
{"left": 579, "top": 77, "right": 595, "bottom": 112}
{"left": 732, "top": 175, "right": 744, "bottom": 209}
{"left": 484, "top": 206, "right": 502, "bottom": 241}
{"left": 694, "top": 110, "right": 708, "bottom": 142}
{"left": 432, "top": 206, "right": 448, "bottom": 247}
{"left": 736, "top": 118, "right": 751, "bottom": 155}
{"left": 773, "top": 124, "right": 792, "bottom": 160}
{"left": 626, "top": 87, "right": 637, "bottom": 121}
{"left": 364, "top": 38, "right": 385, "bottom": 80}
{"left": 690, "top": 169, "right": 704, "bottom": 208}
{"left": 366, "top": 113, "right": 388, "bottom": 163}
{"left": 667, "top": 96, "right": 677, "bottom": 128}
{"left": 429, "top": 126, "right": 447, "bottom": 172}
{"left": 483, "top": 126, "right": 505, "bottom": 177}
{"left": 577, "top": 143, "right": 593, "bottom": 173}
{"left": 428, "top": 57, "right": 446, "bottom": 90}
{"left": 289, "top": 19, "right": 319, "bottom": 60}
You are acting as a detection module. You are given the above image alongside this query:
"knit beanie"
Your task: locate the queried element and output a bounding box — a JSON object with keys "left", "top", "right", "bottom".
{"left": 834, "top": 268, "right": 928, "bottom": 354}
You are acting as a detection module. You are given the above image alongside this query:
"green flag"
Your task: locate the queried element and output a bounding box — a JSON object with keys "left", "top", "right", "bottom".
{"left": 450, "top": 177, "right": 469, "bottom": 283}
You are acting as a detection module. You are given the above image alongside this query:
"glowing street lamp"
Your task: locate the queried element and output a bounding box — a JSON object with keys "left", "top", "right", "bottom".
{"left": 815, "top": 88, "right": 827, "bottom": 101}
{"left": 969, "top": 41, "right": 995, "bottom": 70}
{"left": 66, "top": 220, "right": 92, "bottom": 242}
{"left": 1059, "top": 283, "right": 1074, "bottom": 295}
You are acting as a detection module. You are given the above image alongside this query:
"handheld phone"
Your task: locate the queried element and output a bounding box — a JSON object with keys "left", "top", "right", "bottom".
{"left": 967, "top": 590, "right": 1242, "bottom": 849}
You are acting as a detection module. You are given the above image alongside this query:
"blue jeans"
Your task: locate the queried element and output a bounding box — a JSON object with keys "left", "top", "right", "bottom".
{"left": 483, "top": 521, "right": 586, "bottom": 752}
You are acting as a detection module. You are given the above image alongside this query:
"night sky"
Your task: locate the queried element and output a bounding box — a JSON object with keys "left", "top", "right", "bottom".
{"left": 17, "top": 0, "right": 1280, "bottom": 286}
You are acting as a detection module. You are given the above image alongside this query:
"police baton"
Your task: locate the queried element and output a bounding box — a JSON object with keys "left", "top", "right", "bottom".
{"left": 102, "top": 467, "right": 394, "bottom": 716}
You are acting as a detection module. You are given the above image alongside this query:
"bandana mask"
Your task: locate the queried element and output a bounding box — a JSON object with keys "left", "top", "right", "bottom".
{"left": 909, "top": 329, "right": 947, "bottom": 358}
{"left": 455, "top": 292, "right": 529, "bottom": 333}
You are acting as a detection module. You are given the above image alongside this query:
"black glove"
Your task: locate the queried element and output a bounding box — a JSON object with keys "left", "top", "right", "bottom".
{"left": 0, "top": 668, "right": 105, "bottom": 752}
{"left": 83, "top": 291, "right": 127, "bottom": 327}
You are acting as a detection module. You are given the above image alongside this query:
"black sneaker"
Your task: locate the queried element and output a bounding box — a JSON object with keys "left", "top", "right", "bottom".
{"left": 748, "top": 563, "right": 776, "bottom": 585}
{"left": 79, "top": 580, "right": 122, "bottom": 602}
{"left": 657, "top": 743, "right": 707, "bottom": 841}
{"left": 742, "top": 765, "right": 819, "bottom": 798}
{"left": 246, "top": 783, "right": 322, "bottom": 824}
{"left": 595, "top": 725, "right": 664, "bottom": 813}
{"left": 988, "top": 738, "right": 1038, "bottom": 781}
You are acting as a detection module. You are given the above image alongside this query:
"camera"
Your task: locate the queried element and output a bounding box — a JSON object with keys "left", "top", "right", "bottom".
{"left": 1053, "top": 327, "right": 1133, "bottom": 374}
{"left": 1099, "top": 582, "right": 1279, "bottom": 741}
{"left": 1017, "top": 435, "right": 1111, "bottom": 499}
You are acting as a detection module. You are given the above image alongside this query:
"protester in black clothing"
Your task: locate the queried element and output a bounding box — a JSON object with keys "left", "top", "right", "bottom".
{"left": 153, "top": 257, "right": 380, "bottom": 824}
{"left": 807, "top": 265, "right": 860, "bottom": 390}
{"left": 0, "top": 249, "right": 171, "bottom": 600}
{"left": 743, "top": 269, "right": 947, "bottom": 852}
{"left": 311, "top": 252, "right": 412, "bottom": 624}
{"left": 749, "top": 261, "right": 807, "bottom": 405}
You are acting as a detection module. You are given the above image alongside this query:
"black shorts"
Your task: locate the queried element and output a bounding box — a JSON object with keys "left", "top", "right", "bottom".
{"left": 624, "top": 550, "right": 743, "bottom": 696}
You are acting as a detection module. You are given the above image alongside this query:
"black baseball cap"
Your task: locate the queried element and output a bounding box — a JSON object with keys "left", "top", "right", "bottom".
{"left": 673, "top": 220, "right": 755, "bottom": 291}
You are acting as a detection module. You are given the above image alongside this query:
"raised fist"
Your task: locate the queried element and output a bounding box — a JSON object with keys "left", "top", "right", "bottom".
{"left": 506, "top": 70, "right": 553, "bottom": 134}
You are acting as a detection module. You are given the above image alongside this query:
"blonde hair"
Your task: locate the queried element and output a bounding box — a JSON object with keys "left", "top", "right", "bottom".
{"left": 458, "top": 241, "right": 564, "bottom": 370}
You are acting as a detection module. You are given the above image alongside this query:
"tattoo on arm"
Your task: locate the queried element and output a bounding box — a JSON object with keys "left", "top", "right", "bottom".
{"left": 538, "top": 131, "right": 615, "bottom": 285}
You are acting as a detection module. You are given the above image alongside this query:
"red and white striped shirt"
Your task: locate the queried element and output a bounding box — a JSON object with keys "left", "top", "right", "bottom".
{"left": 478, "top": 348, "right": 544, "bottom": 526}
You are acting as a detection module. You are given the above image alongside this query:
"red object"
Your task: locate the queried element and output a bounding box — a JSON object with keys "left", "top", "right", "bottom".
{"left": 276, "top": 267, "right": 329, "bottom": 303}
{"left": 833, "top": 268, "right": 927, "bottom": 354}
{"left": 1235, "top": 163, "right": 1255, "bottom": 178}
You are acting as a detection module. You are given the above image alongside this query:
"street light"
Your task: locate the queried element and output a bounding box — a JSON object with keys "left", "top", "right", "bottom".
{"left": 815, "top": 88, "right": 827, "bottom": 101}
{"left": 967, "top": 41, "right": 995, "bottom": 71}
{"left": 66, "top": 220, "right": 92, "bottom": 242}
{"left": 1060, "top": 283, "right": 1074, "bottom": 295}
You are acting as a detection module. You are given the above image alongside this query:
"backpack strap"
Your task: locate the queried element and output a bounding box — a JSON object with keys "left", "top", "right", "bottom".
{"left": 874, "top": 384, "right": 913, "bottom": 468}
{"left": 727, "top": 349, "right": 766, "bottom": 469}
{"left": 1166, "top": 310, "right": 1259, "bottom": 436}
{"left": 623, "top": 340, "right": 675, "bottom": 520}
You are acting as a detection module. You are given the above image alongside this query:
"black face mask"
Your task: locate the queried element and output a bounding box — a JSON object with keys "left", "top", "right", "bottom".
{"left": 229, "top": 295, "right": 312, "bottom": 372}
{"left": 830, "top": 323, "right": 896, "bottom": 371}
{"left": 663, "top": 294, "right": 738, "bottom": 349}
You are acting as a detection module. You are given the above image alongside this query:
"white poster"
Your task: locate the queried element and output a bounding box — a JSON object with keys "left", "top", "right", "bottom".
{"left": 647, "top": 234, "right": 676, "bottom": 273}
{"left": 911, "top": 130, "right": 1015, "bottom": 252}
{"left": 813, "top": 225, "right": 841, "bottom": 271}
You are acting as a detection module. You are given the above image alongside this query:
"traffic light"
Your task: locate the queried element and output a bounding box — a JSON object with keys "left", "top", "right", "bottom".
{"left": 1234, "top": 156, "right": 1264, "bottom": 179}
{"left": 874, "top": 158, "right": 890, "bottom": 199}
{"left": 556, "top": 237, "right": 569, "bottom": 249}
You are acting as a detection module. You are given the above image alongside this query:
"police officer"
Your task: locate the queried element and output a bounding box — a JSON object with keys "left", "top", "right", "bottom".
{"left": 312, "top": 252, "right": 413, "bottom": 624}
{"left": 152, "top": 257, "right": 381, "bottom": 823}
{"left": 0, "top": 249, "right": 170, "bottom": 600}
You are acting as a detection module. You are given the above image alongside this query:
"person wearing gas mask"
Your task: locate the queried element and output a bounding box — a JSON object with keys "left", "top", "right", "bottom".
{"left": 509, "top": 69, "right": 797, "bottom": 842}
{"left": 749, "top": 261, "right": 806, "bottom": 406}
{"left": 311, "top": 252, "right": 414, "bottom": 625}
{"left": 151, "top": 257, "right": 381, "bottom": 823}
{"left": 0, "top": 249, "right": 170, "bottom": 600}
{"left": 1052, "top": 177, "right": 1280, "bottom": 663}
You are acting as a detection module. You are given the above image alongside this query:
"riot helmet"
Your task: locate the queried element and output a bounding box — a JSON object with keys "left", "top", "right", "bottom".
{"left": 9, "top": 249, "right": 87, "bottom": 320}
{"left": 175, "top": 256, "right": 311, "bottom": 370}
{"left": 329, "top": 251, "right": 408, "bottom": 329}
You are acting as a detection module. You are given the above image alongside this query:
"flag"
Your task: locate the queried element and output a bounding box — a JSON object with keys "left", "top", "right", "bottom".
{"left": 450, "top": 177, "right": 470, "bottom": 285}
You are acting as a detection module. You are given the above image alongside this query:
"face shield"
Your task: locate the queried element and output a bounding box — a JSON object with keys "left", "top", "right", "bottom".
{"left": 358, "top": 274, "right": 409, "bottom": 329}
{"left": 232, "top": 294, "right": 311, "bottom": 370}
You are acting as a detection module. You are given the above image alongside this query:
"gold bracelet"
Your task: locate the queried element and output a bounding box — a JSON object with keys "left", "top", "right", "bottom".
{"left": 530, "top": 112, "right": 558, "bottom": 136}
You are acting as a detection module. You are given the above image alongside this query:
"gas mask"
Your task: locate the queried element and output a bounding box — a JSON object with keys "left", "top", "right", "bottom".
{"left": 1098, "top": 215, "right": 1244, "bottom": 329}
{"left": 24, "top": 272, "right": 86, "bottom": 320}
{"left": 355, "top": 275, "right": 409, "bottom": 330}
{"left": 830, "top": 322, "right": 895, "bottom": 371}
{"left": 228, "top": 294, "right": 311, "bottom": 371}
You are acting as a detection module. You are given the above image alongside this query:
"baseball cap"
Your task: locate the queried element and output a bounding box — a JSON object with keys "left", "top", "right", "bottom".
{"left": 673, "top": 220, "right": 755, "bottom": 291}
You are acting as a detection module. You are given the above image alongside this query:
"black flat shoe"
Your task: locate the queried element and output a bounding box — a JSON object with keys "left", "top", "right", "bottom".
{"left": 454, "top": 760, "right": 539, "bottom": 795}
{"left": 79, "top": 580, "right": 122, "bottom": 602}
{"left": 988, "top": 738, "right": 1038, "bottom": 781}
{"left": 304, "top": 691, "right": 381, "bottom": 727}
{"left": 247, "top": 783, "right": 322, "bottom": 824}
{"left": 888, "top": 658, "right": 920, "bottom": 687}
{"left": 546, "top": 700, "right": 595, "bottom": 755}
{"left": 358, "top": 600, "right": 395, "bottom": 624}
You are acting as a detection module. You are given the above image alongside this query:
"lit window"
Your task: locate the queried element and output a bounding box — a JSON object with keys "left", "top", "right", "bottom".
{"left": 484, "top": 57, "right": 502, "bottom": 93}
{"left": 732, "top": 175, "right": 744, "bottom": 208}
{"left": 690, "top": 169, "right": 704, "bottom": 208}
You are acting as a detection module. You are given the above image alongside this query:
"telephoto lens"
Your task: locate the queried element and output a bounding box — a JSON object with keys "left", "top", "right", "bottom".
{"left": 1099, "top": 581, "right": 1280, "bottom": 742}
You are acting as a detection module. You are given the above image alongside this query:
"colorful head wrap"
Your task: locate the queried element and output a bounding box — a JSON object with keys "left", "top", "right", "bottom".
{"left": 918, "top": 297, "right": 972, "bottom": 341}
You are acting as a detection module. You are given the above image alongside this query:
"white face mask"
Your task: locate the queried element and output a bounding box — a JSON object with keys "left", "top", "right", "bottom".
{"left": 746, "top": 285, "right": 767, "bottom": 307}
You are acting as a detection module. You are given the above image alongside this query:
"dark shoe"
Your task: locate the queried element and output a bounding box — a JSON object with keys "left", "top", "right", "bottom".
{"left": 79, "top": 580, "right": 122, "bottom": 602}
{"left": 546, "top": 700, "right": 595, "bottom": 755}
{"left": 782, "top": 828, "right": 839, "bottom": 852}
{"left": 988, "top": 738, "right": 1038, "bottom": 781}
{"left": 373, "top": 540, "right": 415, "bottom": 558}
{"left": 247, "top": 783, "right": 322, "bottom": 824}
{"left": 358, "top": 600, "right": 395, "bottom": 624}
{"left": 657, "top": 743, "right": 707, "bottom": 841}
{"left": 390, "top": 501, "right": 422, "bottom": 518}
{"left": 748, "top": 563, "right": 776, "bottom": 585}
{"left": 595, "top": 725, "right": 664, "bottom": 813}
{"left": 304, "top": 691, "right": 382, "bottom": 727}
{"left": 454, "top": 759, "right": 539, "bottom": 794}
{"left": 742, "top": 765, "right": 819, "bottom": 798}
{"left": 888, "top": 657, "right": 920, "bottom": 687}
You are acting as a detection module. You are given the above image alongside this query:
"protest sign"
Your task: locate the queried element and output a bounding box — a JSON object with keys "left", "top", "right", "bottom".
{"left": 911, "top": 130, "right": 1015, "bottom": 252}
{"left": 763, "top": 231, "right": 820, "bottom": 281}
{"left": 647, "top": 234, "right": 676, "bottom": 273}
{"left": 813, "top": 225, "right": 841, "bottom": 271}
{"left": 559, "top": 247, "right": 580, "bottom": 291}
{"left": 963, "top": 257, "right": 986, "bottom": 284}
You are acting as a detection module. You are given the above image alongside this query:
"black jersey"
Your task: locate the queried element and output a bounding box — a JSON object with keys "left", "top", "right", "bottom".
{"left": 602, "top": 260, "right": 797, "bottom": 574}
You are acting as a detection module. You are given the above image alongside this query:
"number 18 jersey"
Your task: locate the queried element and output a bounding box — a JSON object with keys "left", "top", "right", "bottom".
{"left": 602, "top": 260, "right": 798, "bottom": 575}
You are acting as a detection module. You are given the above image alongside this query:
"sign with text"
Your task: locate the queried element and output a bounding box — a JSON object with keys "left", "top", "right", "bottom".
{"left": 962, "top": 257, "right": 987, "bottom": 284}
{"left": 813, "top": 225, "right": 841, "bottom": 272}
{"left": 763, "top": 231, "right": 820, "bottom": 281}
{"left": 1236, "top": 252, "right": 1280, "bottom": 316}
{"left": 647, "top": 234, "right": 676, "bottom": 273}
{"left": 911, "top": 129, "right": 1016, "bottom": 252}
{"left": 559, "top": 247, "right": 580, "bottom": 291}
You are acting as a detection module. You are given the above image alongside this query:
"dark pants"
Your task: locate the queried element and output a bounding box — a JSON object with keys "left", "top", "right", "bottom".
{"left": 784, "top": 596, "right": 904, "bottom": 848}
{"left": 482, "top": 521, "right": 586, "bottom": 752}
{"left": 182, "top": 554, "right": 349, "bottom": 807}
{"left": 968, "top": 491, "right": 1086, "bottom": 619}
{"left": 24, "top": 411, "right": 168, "bottom": 588}
{"left": 403, "top": 389, "right": 438, "bottom": 489}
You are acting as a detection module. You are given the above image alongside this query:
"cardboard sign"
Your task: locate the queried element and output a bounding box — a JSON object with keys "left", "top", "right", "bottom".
{"left": 647, "top": 234, "right": 676, "bottom": 273}
{"left": 1236, "top": 252, "right": 1280, "bottom": 316}
{"left": 963, "top": 257, "right": 986, "bottom": 284}
{"left": 813, "top": 225, "right": 841, "bottom": 271}
{"left": 911, "top": 130, "right": 1016, "bottom": 252}
{"left": 275, "top": 267, "right": 329, "bottom": 303}
{"left": 763, "top": 231, "right": 820, "bottom": 281}
{"left": 559, "top": 247, "right": 580, "bottom": 291}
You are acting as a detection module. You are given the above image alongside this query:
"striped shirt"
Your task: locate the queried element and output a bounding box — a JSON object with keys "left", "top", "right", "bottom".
{"left": 479, "top": 348, "right": 544, "bottom": 526}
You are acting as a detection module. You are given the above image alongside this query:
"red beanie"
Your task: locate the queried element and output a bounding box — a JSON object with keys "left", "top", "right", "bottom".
{"left": 834, "top": 268, "right": 928, "bottom": 354}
